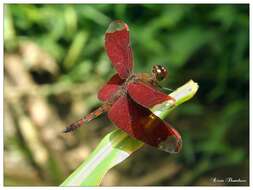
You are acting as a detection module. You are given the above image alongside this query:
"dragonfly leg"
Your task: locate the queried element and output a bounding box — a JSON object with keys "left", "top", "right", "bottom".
{"left": 154, "top": 81, "right": 174, "bottom": 92}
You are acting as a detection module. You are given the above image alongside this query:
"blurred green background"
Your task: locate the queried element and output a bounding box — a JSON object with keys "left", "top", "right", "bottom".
{"left": 4, "top": 4, "right": 249, "bottom": 186}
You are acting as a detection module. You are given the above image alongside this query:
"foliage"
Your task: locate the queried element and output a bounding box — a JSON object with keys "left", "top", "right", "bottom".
{"left": 4, "top": 4, "right": 249, "bottom": 186}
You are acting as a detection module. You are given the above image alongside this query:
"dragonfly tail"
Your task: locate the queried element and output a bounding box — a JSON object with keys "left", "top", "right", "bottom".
{"left": 63, "top": 105, "right": 109, "bottom": 133}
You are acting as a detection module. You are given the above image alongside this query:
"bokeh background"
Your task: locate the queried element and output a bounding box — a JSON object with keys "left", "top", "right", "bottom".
{"left": 4, "top": 4, "right": 249, "bottom": 186}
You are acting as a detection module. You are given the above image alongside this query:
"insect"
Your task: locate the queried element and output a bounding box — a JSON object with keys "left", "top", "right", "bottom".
{"left": 64, "top": 20, "right": 182, "bottom": 153}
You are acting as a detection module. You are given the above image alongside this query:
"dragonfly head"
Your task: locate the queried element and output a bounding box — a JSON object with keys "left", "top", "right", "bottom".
{"left": 152, "top": 65, "right": 168, "bottom": 81}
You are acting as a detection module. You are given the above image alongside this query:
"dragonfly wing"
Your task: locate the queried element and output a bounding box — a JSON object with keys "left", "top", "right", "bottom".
{"left": 127, "top": 82, "right": 174, "bottom": 108}
{"left": 105, "top": 20, "right": 133, "bottom": 79}
{"left": 98, "top": 74, "right": 124, "bottom": 102}
{"left": 108, "top": 95, "right": 182, "bottom": 153}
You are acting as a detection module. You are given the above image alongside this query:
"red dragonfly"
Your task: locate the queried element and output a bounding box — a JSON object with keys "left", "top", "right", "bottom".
{"left": 64, "top": 20, "right": 182, "bottom": 153}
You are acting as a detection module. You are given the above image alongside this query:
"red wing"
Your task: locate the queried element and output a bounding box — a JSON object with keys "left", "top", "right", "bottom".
{"left": 105, "top": 20, "right": 133, "bottom": 79}
{"left": 97, "top": 74, "right": 124, "bottom": 102}
{"left": 108, "top": 95, "right": 182, "bottom": 153}
{"left": 127, "top": 82, "right": 174, "bottom": 108}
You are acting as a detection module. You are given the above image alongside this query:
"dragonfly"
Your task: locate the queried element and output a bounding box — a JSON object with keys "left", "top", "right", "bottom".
{"left": 64, "top": 20, "right": 182, "bottom": 153}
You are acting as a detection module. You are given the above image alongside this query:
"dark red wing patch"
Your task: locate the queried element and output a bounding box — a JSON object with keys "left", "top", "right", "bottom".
{"left": 105, "top": 20, "right": 133, "bottom": 79}
{"left": 108, "top": 95, "right": 182, "bottom": 153}
{"left": 127, "top": 82, "right": 173, "bottom": 108}
{"left": 97, "top": 74, "right": 124, "bottom": 102}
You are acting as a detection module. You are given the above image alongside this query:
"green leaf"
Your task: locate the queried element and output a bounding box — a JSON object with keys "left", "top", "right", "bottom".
{"left": 63, "top": 31, "right": 88, "bottom": 70}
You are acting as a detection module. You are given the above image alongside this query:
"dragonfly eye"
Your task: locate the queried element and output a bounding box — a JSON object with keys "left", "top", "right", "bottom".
{"left": 152, "top": 65, "right": 167, "bottom": 81}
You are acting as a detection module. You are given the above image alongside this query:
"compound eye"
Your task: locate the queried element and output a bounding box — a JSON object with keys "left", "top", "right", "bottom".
{"left": 153, "top": 65, "right": 167, "bottom": 81}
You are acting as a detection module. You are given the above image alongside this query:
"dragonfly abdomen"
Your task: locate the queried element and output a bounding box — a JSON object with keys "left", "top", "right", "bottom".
{"left": 63, "top": 104, "right": 110, "bottom": 133}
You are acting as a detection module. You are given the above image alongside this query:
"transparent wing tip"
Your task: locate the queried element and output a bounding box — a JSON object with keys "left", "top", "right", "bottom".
{"left": 106, "top": 20, "right": 129, "bottom": 33}
{"left": 158, "top": 135, "right": 182, "bottom": 153}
